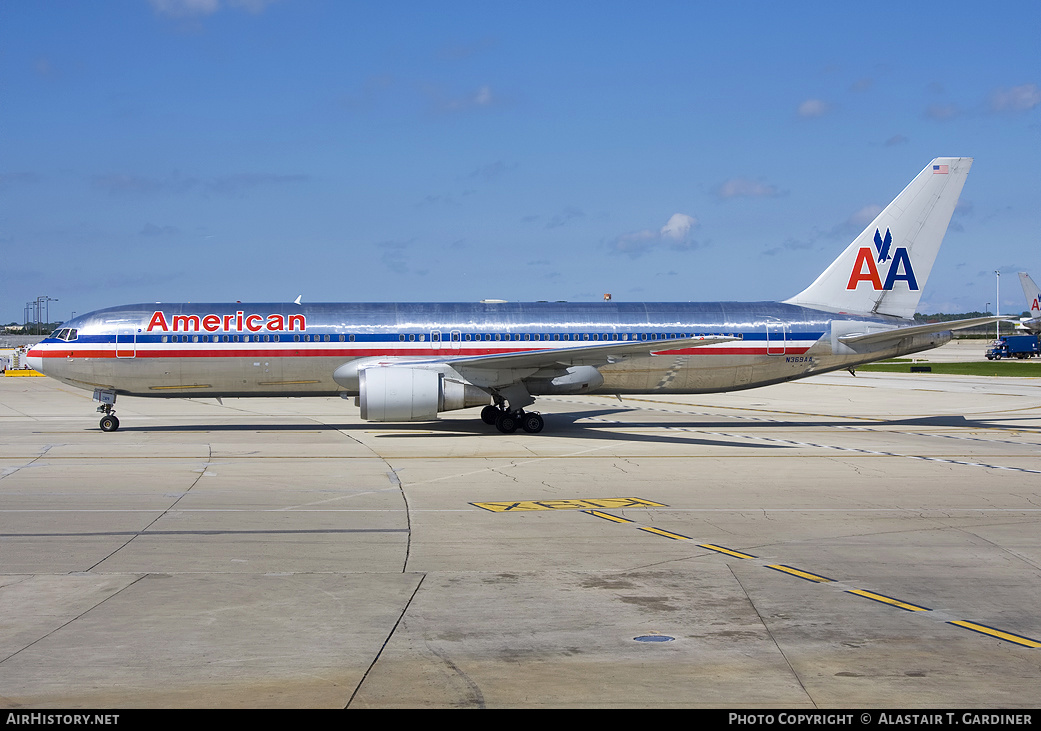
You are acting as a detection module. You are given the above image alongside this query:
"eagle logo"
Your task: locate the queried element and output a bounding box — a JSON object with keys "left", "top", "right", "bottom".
{"left": 873, "top": 228, "right": 892, "bottom": 263}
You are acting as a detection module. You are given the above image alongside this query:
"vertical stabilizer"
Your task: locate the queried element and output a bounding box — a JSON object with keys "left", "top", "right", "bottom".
{"left": 1020, "top": 272, "right": 1041, "bottom": 319}
{"left": 785, "top": 157, "right": 972, "bottom": 318}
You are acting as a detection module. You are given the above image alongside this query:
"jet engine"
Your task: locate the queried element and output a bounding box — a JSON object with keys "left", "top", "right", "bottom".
{"left": 357, "top": 367, "right": 489, "bottom": 422}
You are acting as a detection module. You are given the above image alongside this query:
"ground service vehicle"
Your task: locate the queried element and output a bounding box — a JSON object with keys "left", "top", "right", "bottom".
{"left": 985, "top": 334, "right": 1041, "bottom": 360}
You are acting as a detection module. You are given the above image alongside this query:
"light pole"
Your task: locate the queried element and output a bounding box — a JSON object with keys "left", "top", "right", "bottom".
{"left": 995, "top": 271, "right": 1000, "bottom": 339}
{"left": 35, "top": 296, "right": 57, "bottom": 334}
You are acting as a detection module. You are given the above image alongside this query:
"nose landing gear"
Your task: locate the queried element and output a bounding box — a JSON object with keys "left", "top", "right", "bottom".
{"left": 99, "top": 409, "right": 120, "bottom": 432}
{"left": 93, "top": 388, "right": 119, "bottom": 432}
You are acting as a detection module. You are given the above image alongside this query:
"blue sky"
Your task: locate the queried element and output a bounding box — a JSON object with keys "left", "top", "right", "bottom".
{"left": 4, "top": 0, "right": 1040, "bottom": 324}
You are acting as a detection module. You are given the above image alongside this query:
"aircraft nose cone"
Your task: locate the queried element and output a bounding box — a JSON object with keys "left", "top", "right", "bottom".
{"left": 24, "top": 348, "right": 45, "bottom": 374}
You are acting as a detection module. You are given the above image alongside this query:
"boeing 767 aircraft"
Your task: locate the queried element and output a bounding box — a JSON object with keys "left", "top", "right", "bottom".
{"left": 28, "top": 157, "right": 997, "bottom": 434}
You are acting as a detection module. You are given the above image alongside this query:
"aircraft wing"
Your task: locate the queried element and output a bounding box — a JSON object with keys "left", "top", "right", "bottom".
{"left": 838, "top": 316, "right": 1007, "bottom": 347}
{"left": 446, "top": 334, "right": 739, "bottom": 371}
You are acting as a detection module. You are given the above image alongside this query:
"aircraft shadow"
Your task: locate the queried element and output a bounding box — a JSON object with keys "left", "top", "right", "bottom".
{"left": 114, "top": 414, "right": 785, "bottom": 449}
{"left": 104, "top": 409, "right": 1038, "bottom": 447}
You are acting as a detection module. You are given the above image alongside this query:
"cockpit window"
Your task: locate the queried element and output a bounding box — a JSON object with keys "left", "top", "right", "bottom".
{"left": 52, "top": 328, "right": 77, "bottom": 341}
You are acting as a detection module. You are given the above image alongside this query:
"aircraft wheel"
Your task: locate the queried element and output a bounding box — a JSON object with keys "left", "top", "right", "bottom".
{"left": 495, "top": 412, "right": 519, "bottom": 434}
{"left": 521, "top": 413, "right": 544, "bottom": 433}
{"left": 100, "top": 415, "right": 120, "bottom": 432}
{"left": 481, "top": 405, "right": 500, "bottom": 425}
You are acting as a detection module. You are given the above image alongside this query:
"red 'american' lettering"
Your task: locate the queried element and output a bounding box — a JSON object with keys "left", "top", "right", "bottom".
{"left": 146, "top": 311, "right": 306, "bottom": 333}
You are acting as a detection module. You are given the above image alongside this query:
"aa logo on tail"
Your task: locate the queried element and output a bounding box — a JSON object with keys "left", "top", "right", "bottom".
{"left": 846, "top": 228, "right": 918, "bottom": 291}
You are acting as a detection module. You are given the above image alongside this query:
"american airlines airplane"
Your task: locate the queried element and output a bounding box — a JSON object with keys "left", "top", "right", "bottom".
{"left": 1016, "top": 272, "right": 1041, "bottom": 333}
{"left": 28, "top": 157, "right": 997, "bottom": 434}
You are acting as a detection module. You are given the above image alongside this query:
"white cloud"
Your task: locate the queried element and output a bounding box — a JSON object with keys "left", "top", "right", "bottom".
{"left": 611, "top": 213, "right": 700, "bottom": 258}
{"left": 149, "top": 0, "right": 220, "bottom": 16}
{"left": 714, "top": 178, "right": 781, "bottom": 199}
{"left": 989, "top": 83, "right": 1041, "bottom": 113}
{"left": 546, "top": 207, "right": 585, "bottom": 229}
{"left": 660, "top": 213, "right": 697, "bottom": 240}
{"left": 925, "top": 103, "right": 960, "bottom": 121}
{"left": 848, "top": 204, "right": 883, "bottom": 228}
{"left": 434, "top": 85, "right": 497, "bottom": 112}
{"left": 797, "top": 98, "right": 830, "bottom": 118}
{"left": 149, "top": 0, "right": 278, "bottom": 17}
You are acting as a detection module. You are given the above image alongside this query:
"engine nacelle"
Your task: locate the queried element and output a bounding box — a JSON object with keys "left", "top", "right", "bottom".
{"left": 357, "top": 367, "right": 489, "bottom": 422}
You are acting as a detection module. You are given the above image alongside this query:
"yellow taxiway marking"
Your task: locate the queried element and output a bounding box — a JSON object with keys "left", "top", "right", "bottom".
{"left": 472, "top": 497, "right": 666, "bottom": 512}
{"left": 482, "top": 497, "right": 1041, "bottom": 649}
{"left": 582, "top": 510, "right": 634, "bottom": 524}
{"left": 698, "top": 543, "right": 757, "bottom": 559}
{"left": 637, "top": 526, "right": 690, "bottom": 540}
{"left": 947, "top": 621, "right": 1041, "bottom": 648}
{"left": 767, "top": 564, "right": 834, "bottom": 583}
{"left": 846, "top": 589, "right": 930, "bottom": 612}
{"left": 148, "top": 384, "right": 211, "bottom": 390}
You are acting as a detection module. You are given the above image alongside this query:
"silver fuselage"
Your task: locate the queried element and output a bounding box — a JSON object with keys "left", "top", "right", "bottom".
{"left": 27, "top": 301, "right": 947, "bottom": 398}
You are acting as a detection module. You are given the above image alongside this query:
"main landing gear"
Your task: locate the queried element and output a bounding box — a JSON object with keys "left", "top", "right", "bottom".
{"left": 481, "top": 404, "right": 544, "bottom": 434}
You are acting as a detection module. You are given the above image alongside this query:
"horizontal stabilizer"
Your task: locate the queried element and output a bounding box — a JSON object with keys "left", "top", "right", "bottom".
{"left": 838, "top": 316, "right": 1008, "bottom": 347}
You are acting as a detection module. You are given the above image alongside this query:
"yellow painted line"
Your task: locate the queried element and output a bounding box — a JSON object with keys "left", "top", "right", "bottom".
{"left": 582, "top": 510, "right": 634, "bottom": 524}
{"left": 637, "top": 526, "right": 690, "bottom": 540}
{"left": 258, "top": 380, "right": 322, "bottom": 385}
{"left": 472, "top": 497, "right": 666, "bottom": 512}
{"left": 948, "top": 621, "right": 1041, "bottom": 648}
{"left": 148, "top": 384, "right": 211, "bottom": 390}
{"left": 767, "top": 564, "right": 833, "bottom": 583}
{"left": 846, "top": 589, "right": 930, "bottom": 612}
{"left": 4, "top": 370, "right": 44, "bottom": 377}
{"left": 698, "top": 543, "right": 757, "bottom": 559}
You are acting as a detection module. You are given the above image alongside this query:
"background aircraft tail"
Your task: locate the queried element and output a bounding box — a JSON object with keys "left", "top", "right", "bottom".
{"left": 1020, "top": 272, "right": 1041, "bottom": 318}
{"left": 785, "top": 157, "right": 972, "bottom": 319}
